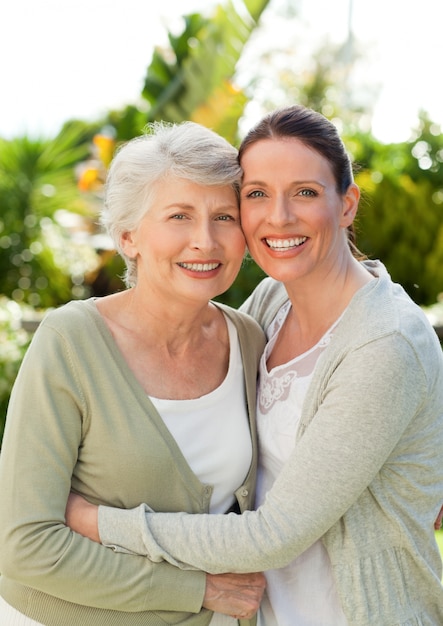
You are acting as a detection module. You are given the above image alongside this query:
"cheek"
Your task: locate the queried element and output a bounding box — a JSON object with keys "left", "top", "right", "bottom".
{"left": 241, "top": 216, "right": 261, "bottom": 253}
{"left": 231, "top": 229, "right": 247, "bottom": 260}
{"left": 239, "top": 208, "right": 256, "bottom": 240}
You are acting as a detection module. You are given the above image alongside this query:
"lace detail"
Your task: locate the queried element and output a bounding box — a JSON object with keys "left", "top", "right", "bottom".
{"left": 260, "top": 369, "right": 298, "bottom": 411}
{"left": 258, "top": 301, "right": 342, "bottom": 415}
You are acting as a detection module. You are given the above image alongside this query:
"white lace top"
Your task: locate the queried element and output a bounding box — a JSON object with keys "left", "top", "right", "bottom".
{"left": 256, "top": 301, "right": 347, "bottom": 626}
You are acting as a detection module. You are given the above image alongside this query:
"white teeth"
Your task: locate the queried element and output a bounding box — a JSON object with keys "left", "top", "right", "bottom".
{"left": 265, "top": 237, "right": 307, "bottom": 250}
{"left": 179, "top": 262, "right": 220, "bottom": 271}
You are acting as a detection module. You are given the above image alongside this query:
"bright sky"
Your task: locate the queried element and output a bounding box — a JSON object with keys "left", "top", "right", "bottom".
{"left": 1, "top": 0, "right": 441, "bottom": 143}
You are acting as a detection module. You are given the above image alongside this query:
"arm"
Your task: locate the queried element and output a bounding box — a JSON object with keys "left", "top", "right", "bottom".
{"left": 96, "top": 334, "right": 439, "bottom": 573}
{"left": 0, "top": 318, "right": 205, "bottom": 613}
{"left": 66, "top": 490, "right": 266, "bottom": 618}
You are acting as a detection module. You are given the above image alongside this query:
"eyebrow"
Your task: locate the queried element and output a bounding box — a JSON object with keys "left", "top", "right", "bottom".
{"left": 241, "top": 180, "right": 266, "bottom": 188}
{"left": 241, "top": 179, "right": 325, "bottom": 188}
{"left": 162, "top": 202, "right": 239, "bottom": 211}
{"left": 163, "top": 202, "right": 194, "bottom": 210}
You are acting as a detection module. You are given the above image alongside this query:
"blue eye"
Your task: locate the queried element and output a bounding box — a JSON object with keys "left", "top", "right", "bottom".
{"left": 247, "top": 190, "right": 265, "bottom": 198}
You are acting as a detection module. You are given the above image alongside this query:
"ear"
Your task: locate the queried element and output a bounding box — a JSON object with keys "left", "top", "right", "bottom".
{"left": 120, "top": 230, "right": 138, "bottom": 259}
{"left": 340, "top": 183, "right": 360, "bottom": 228}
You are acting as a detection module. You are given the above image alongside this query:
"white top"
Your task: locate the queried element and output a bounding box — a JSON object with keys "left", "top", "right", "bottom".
{"left": 151, "top": 314, "right": 251, "bottom": 626}
{"left": 256, "top": 301, "right": 347, "bottom": 626}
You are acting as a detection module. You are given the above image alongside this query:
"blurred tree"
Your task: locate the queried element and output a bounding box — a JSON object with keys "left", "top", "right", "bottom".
{"left": 104, "top": 0, "right": 271, "bottom": 144}
{"left": 0, "top": 298, "right": 32, "bottom": 445}
{"left": 0, "top": 121, "right": 101, "bottom": 307}
{"left": 347, "top": 113, "right": 443, "bottom": 305}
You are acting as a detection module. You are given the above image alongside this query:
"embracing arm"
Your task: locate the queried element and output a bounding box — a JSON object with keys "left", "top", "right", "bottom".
{"left": 96, "top": 334, "right": 442, "bottom": 573}
{"left": 65, "top": 494, "right": 266, "bottom": 619}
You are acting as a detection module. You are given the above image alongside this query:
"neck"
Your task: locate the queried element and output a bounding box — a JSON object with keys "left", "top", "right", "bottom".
{"left": 104, "top": 286, "right": 216, "bottom": 353}
{"left": 283, "top": 256, "right": 373, "bottom": 347}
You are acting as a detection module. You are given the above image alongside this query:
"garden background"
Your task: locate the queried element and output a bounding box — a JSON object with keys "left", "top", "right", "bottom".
{"left": 1, "top": 0, "right": 442, "bottom": 555}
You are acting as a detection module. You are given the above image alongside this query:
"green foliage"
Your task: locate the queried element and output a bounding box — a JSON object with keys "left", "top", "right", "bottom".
{"left": 347, "top": 117, "right": 443, "bottom": 305}
{"left": 143, "top": 0, "right": 269, "bottom": 123}
{"left": 0, "top": 122, "right": 99, "bottom": 307}
{"left": 0, "top": 298, "right": 34, "bottom": 445}
{"left": 104, "top": 0, "right": 271, "bottom": 143}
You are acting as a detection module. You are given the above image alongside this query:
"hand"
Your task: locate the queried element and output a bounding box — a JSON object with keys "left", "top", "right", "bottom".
{"left": 435, "top": 505, "right": 443, "bottom": 530}
{"left": 202, "top": 572, "right": 266, "bottom": 620}
{"left": 65, "top": 492, "right": 100, "bottom": 542}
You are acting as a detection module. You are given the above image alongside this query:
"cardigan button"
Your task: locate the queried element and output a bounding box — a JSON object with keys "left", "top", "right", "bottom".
{"left": 240, "top": 488, "right": 249, "bottom": 497}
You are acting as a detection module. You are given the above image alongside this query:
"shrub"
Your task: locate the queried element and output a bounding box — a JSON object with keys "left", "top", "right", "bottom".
{"left": 0, "top": 297, "right": 35, "bottom": 444}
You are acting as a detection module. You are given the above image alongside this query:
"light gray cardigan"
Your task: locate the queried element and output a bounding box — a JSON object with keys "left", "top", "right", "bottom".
{"left": 100, "top": 262, "right": 443, "bottom": 625}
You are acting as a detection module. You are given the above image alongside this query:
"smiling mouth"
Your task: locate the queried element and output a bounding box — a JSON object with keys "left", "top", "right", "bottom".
{"left": 265, "top": 237, "right": 307, "bottom": 250}
{"left": 178, "top": 262, "right": 221, "bottom": 272}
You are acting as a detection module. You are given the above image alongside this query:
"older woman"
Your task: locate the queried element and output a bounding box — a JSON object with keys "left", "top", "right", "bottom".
{"left": 0, "top": 122, "right": 266, "bottom": 625}
{"left": 66, "top": 106, "right": 443, "bottom": 626}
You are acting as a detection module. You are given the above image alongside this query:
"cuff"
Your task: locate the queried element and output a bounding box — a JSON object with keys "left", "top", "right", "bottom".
{"left": 98, "top": 504, "right": 151, "bottom": 556}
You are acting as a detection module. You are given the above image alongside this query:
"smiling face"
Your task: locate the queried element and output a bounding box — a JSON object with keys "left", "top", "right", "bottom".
{"left": 121, "top": 177, "right": 245, "bottom": 305}
{"left": 240, "top": 137, "right": 359, "bottom": 288}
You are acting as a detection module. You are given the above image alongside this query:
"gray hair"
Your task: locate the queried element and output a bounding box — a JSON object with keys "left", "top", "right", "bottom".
{"left": 101, "top": 121, "right": 242, "bottom": 287}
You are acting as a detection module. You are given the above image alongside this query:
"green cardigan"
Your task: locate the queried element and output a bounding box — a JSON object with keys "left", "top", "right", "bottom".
{"left": 0, "top": 298, "right": 265, "bottom": 626}
{"left": 98, "top": 262, "right": 443, "bottom": 626}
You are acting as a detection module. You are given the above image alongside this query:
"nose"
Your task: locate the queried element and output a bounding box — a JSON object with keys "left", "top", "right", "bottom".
{"left": 267, "top": 195, "right": 293, "bottom": 227}
{"left": 190, "top": 218, "right": 217, "bottom": 251}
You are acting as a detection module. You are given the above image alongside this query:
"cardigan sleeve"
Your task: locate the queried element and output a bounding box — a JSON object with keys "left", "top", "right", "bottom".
{"left": 0, "top": 316, "right": 206, "bottom": 612}
{"left": 98, "top": 331, "right": 437, "bottom": 573}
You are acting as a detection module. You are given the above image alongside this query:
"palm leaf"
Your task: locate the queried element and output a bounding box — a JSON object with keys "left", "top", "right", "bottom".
{"left": 142, "top": 0, "right": 271, "bottom": 135}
